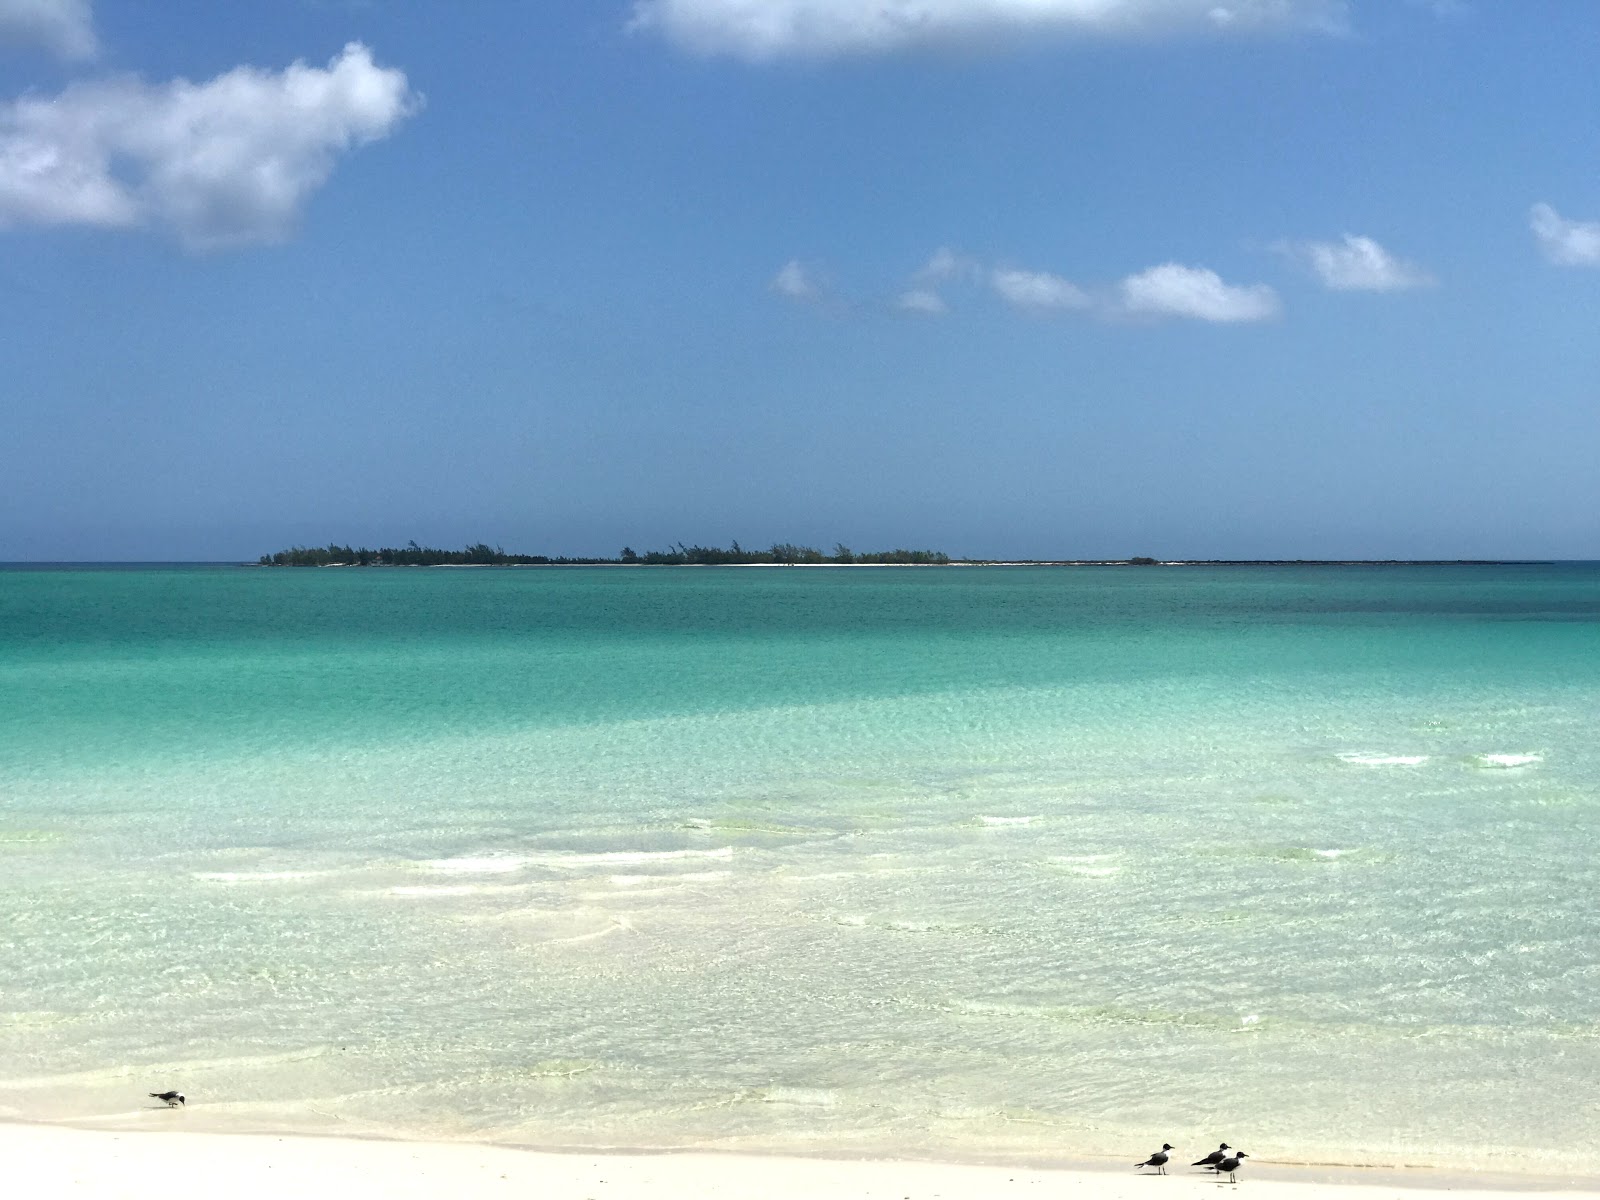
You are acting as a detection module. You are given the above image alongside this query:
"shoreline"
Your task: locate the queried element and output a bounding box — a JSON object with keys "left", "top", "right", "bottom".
{"left": 3, "top": 558, "right": 1575, "bottom": 570}
{"left": 256, "top": 558, "right": 1551, "bottom": 568}
{"left": 8, "top": 1121, "right": 1600, "bottom": 1198}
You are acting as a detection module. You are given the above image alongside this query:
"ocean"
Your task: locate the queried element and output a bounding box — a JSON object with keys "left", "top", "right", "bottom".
{"left": 3, "top": 564, "right": 1599, "bottom": 1172}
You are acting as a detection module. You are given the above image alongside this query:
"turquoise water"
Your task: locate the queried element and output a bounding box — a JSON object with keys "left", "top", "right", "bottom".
{"left": 3, "top": 565, "right": 1600, "bottom": 1170}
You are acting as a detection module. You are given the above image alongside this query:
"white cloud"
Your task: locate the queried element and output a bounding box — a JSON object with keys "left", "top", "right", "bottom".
{"left": 897, "top": 287, "right": 947, "bottom": 314}
{"left": 990, "top": 266, "right": 1089, "bottom": 311}
{"left": 1119, "top": 263, "right": 1279, "bottom": 322}
{"left": 0, "top": 0, "right": 96, "bottom": 60}
{"left": 629, "top": 0, "right": 1347, "bottom": 60}
{"left": 1530, "top": 202, "right": 1600, "bottom": 267}
{"left": 913, "top": 246, "right": 976, "bottom": 283}
{"left": 1289, "top": 234, "right": 1434, "bottom": 291}
{"left": 0, "top": 42, "right": 418, "bottom": 249}
{"left": 771, "top": 258, "right": 823, "bottom": 300}
{"left": 804, "top": 248, "right": 1286, "bottom": 325}
{"left": 894, "top": 247, "right": 974, "bottom": 313}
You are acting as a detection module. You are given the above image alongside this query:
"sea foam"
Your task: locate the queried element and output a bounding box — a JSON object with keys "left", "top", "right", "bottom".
{"left": 1337, "top": 752, "right": 1429, "bottom": 767}
{"left": 531, "top": 847, "right": 734, "bottom": 868}
{"left": 1474, "top": 753, "right": 1544, "bottom": 768}
{"left": 388, "top": 882, "right": 534, "bottom": 897}
{"left": 420, "top": 854, "right": 530, "bottom": 874}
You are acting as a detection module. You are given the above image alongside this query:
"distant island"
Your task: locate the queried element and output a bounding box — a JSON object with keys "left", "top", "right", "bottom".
{"left": 257, "top": 541, "right": 953, "bottom": 567}
{"left": 254, "top": 542, "right": 1536, "bottom": 569}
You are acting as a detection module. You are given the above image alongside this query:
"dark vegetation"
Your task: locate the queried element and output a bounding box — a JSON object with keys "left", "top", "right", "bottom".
{"left": 257, "top": 540, "right": 952, "bottom": 567}
{"left": 259, "top": 542, "right": 568, "bottom": 567}
{"left": 629, "top": 542, "right": 950, "bottom": 565}
{"left": 254, "top": 545, "right": 1523, "bottom": 568}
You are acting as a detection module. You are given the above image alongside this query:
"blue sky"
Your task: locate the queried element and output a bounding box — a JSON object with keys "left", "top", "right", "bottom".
{"left": 1, "top": 0, "right": 1595, "bottom": 560}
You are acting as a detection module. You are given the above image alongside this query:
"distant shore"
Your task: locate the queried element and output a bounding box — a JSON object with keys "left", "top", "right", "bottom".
{"left": 251, "top": 540, "right": 1559, "bottom": 570}
{"left": 8, "top": 1123, "right": 1600, "bottom": 1200}
{"left": 250, "top": 559, "right": 1547, "bottom": 568}
{"left": 2, "top": 558, "right": 1569, "bottom": 570}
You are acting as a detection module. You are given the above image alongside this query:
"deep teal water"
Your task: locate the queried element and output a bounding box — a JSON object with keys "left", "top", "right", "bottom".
{"left": 3, "top": 565, "right": 1599, "bottom": 1170}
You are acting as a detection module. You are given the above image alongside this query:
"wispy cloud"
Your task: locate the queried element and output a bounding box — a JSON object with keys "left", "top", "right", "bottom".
{"left": 0, "top": 0, "right": 96, "bottom": 60}
{"left": 1530, "top": 203, "right": 1600, "bottom": 267}
{"left": 897, "top": 287, "right": 948, "bottom": 315}
{"left": 629, "top": 0, "right": 1347, "bottom": 60}
{"left": 795, "top": 250, "right": 1282, "bottom": 324}
{"left": 990, "top": 267, "right": 1090, "bottom": 312}
{"left": 913, "top": 246, "right": 977, "bottom": 283}
{"left": 892, "top": 246, "right": 976, "bottom": 314}
{"left": 0, "top": 43, "right": 418, "bottom": 250}
{"left": 1119, "top": 263, "right": 1280, "bottom": 322}
{"left": 1282, "top": 234, "right": 1434, "bottom": 291}
{"left": 771, "top": 258, "right": 825, "bottom": 301}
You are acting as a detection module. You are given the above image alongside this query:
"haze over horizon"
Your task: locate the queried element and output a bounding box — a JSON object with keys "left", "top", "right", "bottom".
{"left": 2, "top": 1, "right": 1596, "bottom": 562}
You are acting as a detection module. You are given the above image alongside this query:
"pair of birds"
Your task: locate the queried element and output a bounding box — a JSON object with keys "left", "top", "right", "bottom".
{"left": 1138, "top": 1143, "right": 1248, "bottom": 1182}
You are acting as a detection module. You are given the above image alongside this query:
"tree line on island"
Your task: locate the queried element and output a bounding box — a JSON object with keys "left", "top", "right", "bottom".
{"left": 254, "top": 545, "right": 1497, "bottom": 568}
{"left": 257, "top": 540, "right": 955, "bottom": 567}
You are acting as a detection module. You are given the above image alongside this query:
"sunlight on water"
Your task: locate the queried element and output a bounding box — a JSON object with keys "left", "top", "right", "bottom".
{"left": 2, "top": 564, "right": 1599, "bottom": 1171}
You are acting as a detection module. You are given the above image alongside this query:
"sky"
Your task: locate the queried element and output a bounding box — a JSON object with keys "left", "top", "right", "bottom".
{"left": 1, "top": 0, "right": 1596, "bottom": 561}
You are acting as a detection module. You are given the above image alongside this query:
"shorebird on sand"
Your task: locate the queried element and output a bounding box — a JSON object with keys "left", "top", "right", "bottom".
{"left": 1137, "top": 1144, "right": 1174, "bottom": 1175}
{"left": 149, "top": 1091, "right": 185, "bottom": 1108}
{"left": 1210, "top": 1151, "right": 1248, "bottom": 1183}
{"left": 1193, "top": 1144, "right": 1231, "bottom": 1167}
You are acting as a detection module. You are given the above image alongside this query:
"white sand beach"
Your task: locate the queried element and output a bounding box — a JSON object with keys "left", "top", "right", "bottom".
{"left": 8, "top": 1123, "right": 1598, "bottom": 1200}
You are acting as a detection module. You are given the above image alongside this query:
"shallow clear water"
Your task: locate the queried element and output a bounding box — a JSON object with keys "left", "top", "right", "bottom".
{"left": 3, "top": 565, "right": 1599, "bottom": 1171}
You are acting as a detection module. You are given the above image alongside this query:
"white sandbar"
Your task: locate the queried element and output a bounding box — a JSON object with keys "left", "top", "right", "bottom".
{"left": 6, "top": 1123, "right": 1597, "bottom": 1200}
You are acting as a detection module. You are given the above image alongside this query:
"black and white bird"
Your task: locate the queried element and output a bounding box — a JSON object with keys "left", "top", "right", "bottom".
{"left": 149, "top": 1091, "right": 185, "bottom": 1108}
{"left": 1193, "top": 1144, "right": 1232, "bottom": 1167}
{"left": 1210, "top": 1151, "right": 1248, "bottom": 1183}
{"left": 1137, "top": 1144, "right": 1174, "bottom": 1175}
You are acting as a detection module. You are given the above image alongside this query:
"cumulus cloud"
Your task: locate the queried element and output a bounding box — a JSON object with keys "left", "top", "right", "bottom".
{"left": 1530, "top": 202, "right": 1600, "bottom": 267}
{"left": 771, "top": 258, "right": 824, "bottom": 301}
{"left": 897, "top": 287, "right": 947, "bottom": 314}
{"left": 629, "top": 0, "right": 1347, "bottom": 60}
{"left": 892, "top": 246, "right": 974, "bottom": 313}
{"left": 990, "top": 266, "right": 1089, "bottom": 311}
{"left": 913, "top": 246, "right": 977, "bottom": 283}
{"left": 1119, "top": 263, "right": 1279, "bottom": 322}
{"left": 0, "top": 0, "right": 96, "bottom": 60}
{"left": 0, "top": 42, "right": 418, "bottom": 249}
{"left": 787, "top": 249, "right": 1286, "bottom": 324}
{"left": 1286, "top": 234, "right": 1434, "bottom": 291}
